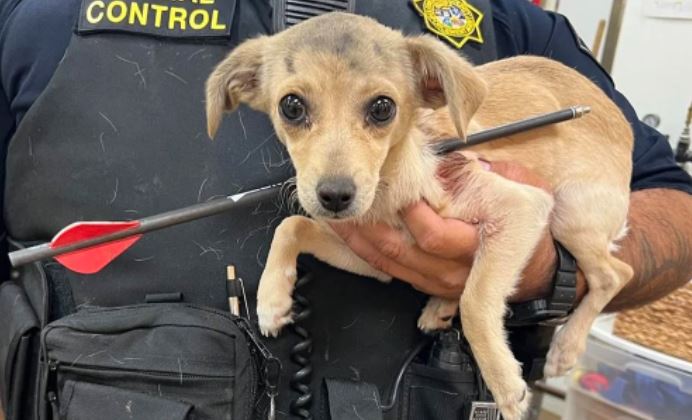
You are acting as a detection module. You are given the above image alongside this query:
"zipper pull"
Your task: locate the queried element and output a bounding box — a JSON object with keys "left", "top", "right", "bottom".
{"left": 260, "top": 344, "right": 281, "bottom": 420}
{"left": 264, "top": 356, "right": 281, "bottom": 400}
{"left": 47, "top": 391, "right": 60, "bottom": 417}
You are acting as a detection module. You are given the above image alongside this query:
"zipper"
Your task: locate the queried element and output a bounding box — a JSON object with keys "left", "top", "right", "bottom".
{"left": 44, "top": 360, "right": 60, "bottom": 418}
{"left": 186, "top": 305, "right": 280, "bottom": 418}
{"left": 176, "top": 304, "right": 282, "bottom": 414}
{"left": 199, "top": 305, "right": 281, "bottom": 418}
{"left": 236, "top": 317, "right": 281, "bottom": 418}
{"left": 54, "top": 361, "right": 235, "bottom": 380}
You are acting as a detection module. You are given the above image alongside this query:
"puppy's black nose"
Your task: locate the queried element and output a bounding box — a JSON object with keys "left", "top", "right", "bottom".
{"left": 317, "top": 177, "right": 356, "bottom": 213}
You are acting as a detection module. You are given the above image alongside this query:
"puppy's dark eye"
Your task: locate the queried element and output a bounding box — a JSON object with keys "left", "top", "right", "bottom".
{"left": 367, "top": 96, "right": 396, "bottom": 125}
{"left": 280, "top": 94, "right": 307, "bottom": 123}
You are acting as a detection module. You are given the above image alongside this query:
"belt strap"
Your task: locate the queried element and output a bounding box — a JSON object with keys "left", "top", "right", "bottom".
{"left": 323, "top": 378, "right": 383, "bottom": 420}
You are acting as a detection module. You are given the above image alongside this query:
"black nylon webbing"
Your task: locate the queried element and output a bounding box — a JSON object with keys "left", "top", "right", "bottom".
{"left": 272, "top": 0, "right": 357, "bottom": 32}
{"left": 323, "top": 378, "right": 383, "bottom": 420}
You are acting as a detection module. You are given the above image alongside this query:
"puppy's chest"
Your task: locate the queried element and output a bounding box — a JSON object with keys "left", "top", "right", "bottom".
{"left": 361, "top": 152, "right": 491, "bottom": 233}
{"left": 435, "top": 154, "right": 489, "bottom": 221}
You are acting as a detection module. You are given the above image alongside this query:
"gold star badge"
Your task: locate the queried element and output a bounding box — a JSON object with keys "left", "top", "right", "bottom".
{"left": 412, "top": 0, "right": 484, "bottom": 49}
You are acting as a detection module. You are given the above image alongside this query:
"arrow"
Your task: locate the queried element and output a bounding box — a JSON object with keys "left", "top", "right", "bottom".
{"left": 8, "top": 106, "right": 589, "bottom": 273}
{"left": 9, "top": 183, "right": 282, "bottom": 273}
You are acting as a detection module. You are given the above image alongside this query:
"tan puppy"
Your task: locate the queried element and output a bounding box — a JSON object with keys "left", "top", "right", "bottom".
{"left": 206, "top": 13, "right": 633, "bottom": 419}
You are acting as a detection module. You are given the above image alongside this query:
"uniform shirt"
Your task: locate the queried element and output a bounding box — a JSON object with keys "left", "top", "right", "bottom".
{"left": 1, "top": 0, "right": 691, "bottom": 279}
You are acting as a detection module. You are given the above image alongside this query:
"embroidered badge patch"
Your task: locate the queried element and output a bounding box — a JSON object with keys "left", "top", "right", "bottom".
{"left": 78, "top": 0, "right": 235, "bottom": 39}
{"left": 412, "top": 0, "right": 484, "bottom": 49}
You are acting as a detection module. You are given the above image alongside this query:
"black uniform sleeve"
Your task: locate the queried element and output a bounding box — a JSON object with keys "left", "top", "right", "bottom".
{"left": 0, "top": 0, "right": 21, "bottom": 144}
{"left": 0, "top": 85, "right": 12, "bottom": 153}
{"left": 0, "top": 0, "right": 78, "bottom": 278}
{"left": 0, "top": 85, "right": 10, "bottom": 280}
{"left": 492, "top": 0, "right": 692, "bottom": 194}
{"left": 0, "top": 0, "right": 23, "bottom": 281}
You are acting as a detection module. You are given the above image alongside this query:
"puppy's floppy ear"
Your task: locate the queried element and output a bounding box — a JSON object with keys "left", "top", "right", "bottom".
{"left": 406, "top": 36, "right": 487, "bottom": 140}
{"left": 205, "top": 36, "right": 269, "bottom": 139}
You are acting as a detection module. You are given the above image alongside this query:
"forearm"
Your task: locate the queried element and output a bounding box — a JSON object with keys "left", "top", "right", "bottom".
{"left": 603, "top": 188, "right": 692, "bottom": 312}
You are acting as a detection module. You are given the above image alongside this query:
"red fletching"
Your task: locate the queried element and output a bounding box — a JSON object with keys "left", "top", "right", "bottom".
{"left": 51, "top": 221, "right": 142, "bottom": 274}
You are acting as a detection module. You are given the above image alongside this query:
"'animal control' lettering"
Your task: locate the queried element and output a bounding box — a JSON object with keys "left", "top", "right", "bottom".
{"left": 78, "top": 0, "right": 235, "bottom": 38}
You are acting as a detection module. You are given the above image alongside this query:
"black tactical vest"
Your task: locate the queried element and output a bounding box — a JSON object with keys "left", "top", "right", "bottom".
{"left": 1, "top": 2, "right": 553, "bottom": 420}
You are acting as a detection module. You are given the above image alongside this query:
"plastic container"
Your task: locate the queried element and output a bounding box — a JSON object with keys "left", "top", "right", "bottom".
{"left": 564, "top": 315, "right": 692, "bottom": 420}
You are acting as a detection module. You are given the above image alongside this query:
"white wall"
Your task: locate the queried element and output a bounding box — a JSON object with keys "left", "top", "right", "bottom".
{"left": 556, "top": 0, "right": 614, "bottom": 61}
{"left": 559, "top": 0, "right": 692, "bottom": 146}
{"left": 610, "top": 0, "right": 692, "bottom": 143}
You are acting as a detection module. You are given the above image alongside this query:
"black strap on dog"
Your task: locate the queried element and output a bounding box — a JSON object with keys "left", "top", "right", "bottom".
{"left": 322, "top": 379, "right": 383, "bottom": 420}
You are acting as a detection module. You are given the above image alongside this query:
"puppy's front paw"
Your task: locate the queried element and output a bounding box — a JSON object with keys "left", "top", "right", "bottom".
{"left": 257, "top": 295, "right": 294, "bottom": 337}
{"left": 257, "top": 266, "right": 297, "bottom": 337}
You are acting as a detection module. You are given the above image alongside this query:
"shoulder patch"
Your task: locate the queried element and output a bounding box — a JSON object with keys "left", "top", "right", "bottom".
{"left": 77, "top": 0, "right": 235, "bottom": 39}
{"left": 412, "top": 0, "right": 483, "bottom": 49}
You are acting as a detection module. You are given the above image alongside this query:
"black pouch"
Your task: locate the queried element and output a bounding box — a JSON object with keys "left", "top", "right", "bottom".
{"left": 398, "top": 362, "right": 479, "bottom": 420}
{"left": 0, "top": 281, "right": 40, "bottom": 420}
{"left": 38, "top": 303, "right": 277, "bottom": 420}
{"left": 395, "top": 332, "right": 489, "bottom": 420}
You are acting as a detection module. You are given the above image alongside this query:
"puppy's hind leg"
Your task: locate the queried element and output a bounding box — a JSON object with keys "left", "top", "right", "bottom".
{"left": 418, "top": 297, "right": 459, "bottom": 332}
{"left": 546, "top": 185, "right": 633, "bottom": 377}
{"left": 257, "top": 215, "right": 389, "bottom": 337}
{"left": 544, "top": 250, "right": 632, "bottom": 377}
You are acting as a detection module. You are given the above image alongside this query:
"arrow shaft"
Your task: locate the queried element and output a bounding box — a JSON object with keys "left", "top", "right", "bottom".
{"left": 138, "top": 183, "right": 281, "bottom": 231}
{"left": 434, "top": 105, "right": 590, "bottom": 155}
{"left": 8, "top": 106, "right": 590, "bottom": 268}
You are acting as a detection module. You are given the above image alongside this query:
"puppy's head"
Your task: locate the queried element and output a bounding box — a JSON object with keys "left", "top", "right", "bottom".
{"left": 206, "top": 13, "right": 486, "bottom": 220}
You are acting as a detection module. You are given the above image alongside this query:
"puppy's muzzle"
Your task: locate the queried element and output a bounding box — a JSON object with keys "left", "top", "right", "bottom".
{"left": 317, "top": 176, "right": 356, "bottom": 213}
